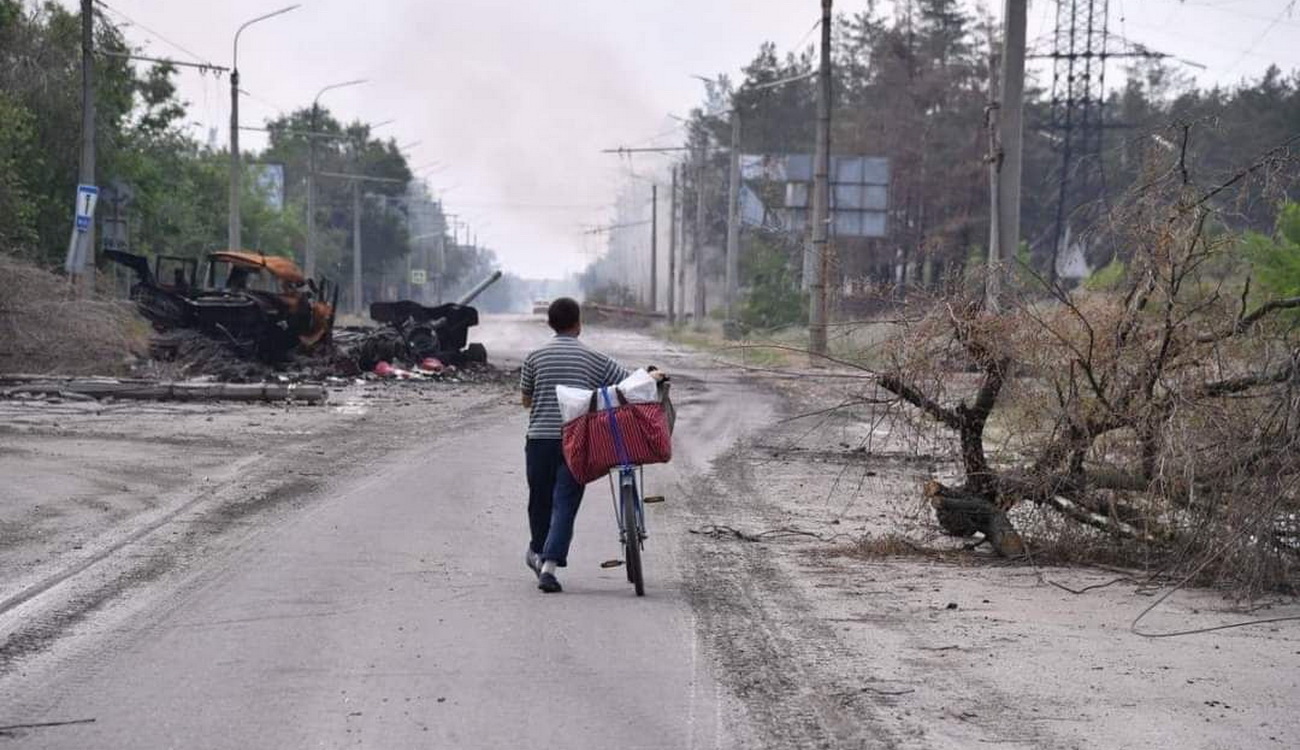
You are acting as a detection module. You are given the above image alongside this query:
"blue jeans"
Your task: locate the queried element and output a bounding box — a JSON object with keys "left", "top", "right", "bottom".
{"left": 525, "top": 439, "right": 586, "bottom": 567}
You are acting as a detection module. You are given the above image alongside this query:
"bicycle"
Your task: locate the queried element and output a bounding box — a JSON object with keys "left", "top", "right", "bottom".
{"left": 598, "top": 376, "right": 672, "bottom": 597}
{"left": 604, "top": 462, "right": 649, "bottom": 596}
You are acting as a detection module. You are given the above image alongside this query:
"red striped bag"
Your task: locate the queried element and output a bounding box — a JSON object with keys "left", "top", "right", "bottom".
{"left": 562, "top": 387, "right": 673, "bottom": 484}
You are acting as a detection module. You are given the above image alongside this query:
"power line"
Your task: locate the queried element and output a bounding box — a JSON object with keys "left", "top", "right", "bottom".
{"left": 624, "top": 123, "right": 687, "bottom": 148}
{"left": 1150, "top": 0, "right": 1300, "bottom": 29}
{"left": 600, "top": 146, "right": 690, "bottom": 154}
{"left": 1120, "top": 16, "right": 1294, "bottom": 65}
{"left": 790, "top": 16, "right": 821, "bottom": 52}
{"left": 582, "top": 219, "right": 651, "bottom": 235}
{"left": 93, "top": 0, "right": 219, "bottom": 72}
{"left": 1224, "top": 0, "right": 1298, "bottom": 74}
{"left": 240, "top": 88, "right": 292, "bottom": 115}
{"left": 99, "top": 50, "right": 227, "bottom": 74}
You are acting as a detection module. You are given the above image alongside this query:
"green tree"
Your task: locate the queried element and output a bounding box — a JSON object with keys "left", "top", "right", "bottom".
{"left": 1244, "top": 202, "right": 1300, "bottom": 302}
{"left": 260, "top": 108, "right": 412, "bottom": 292}
{"left": 739, "top": 235, "right": 806, "bottom": 329}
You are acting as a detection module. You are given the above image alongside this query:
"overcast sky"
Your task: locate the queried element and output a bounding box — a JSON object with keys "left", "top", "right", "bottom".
{"left": 87, "top": 0, "right": 1300, "bottom": 279}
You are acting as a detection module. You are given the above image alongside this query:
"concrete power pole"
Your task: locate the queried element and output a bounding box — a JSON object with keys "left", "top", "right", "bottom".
{"left": 678, "top": 167, "right": 688, "bottom": 324}
{"left": 808, "top": 0, "right": 833, "bottom": 358}
{"left": 306, "top": 104, "right": 318, "bottom": 279}
{"left": 352, "top": 181, "right": 363, "bottom": 316}
{"left": 65, "top": 0, "right": 96, "bottom": 294}
{"left": 229, "top": 69, "right": 241, "bottom": 252}
{"left": 693, "top": 149, "right": 708, "bottom": 329}
{"left": 667, "top": 166, "right": 677, "bottom": 325}
{"left": 724, "top": 110, "right": 741, "bottom": 331}
{"left": 435, "top": 217, "right": 446, "bottom": 304}
{"left": 650, "top": 183, "right": 658, "bottom": 312}
{"left": 988, "top": 0, "right": 1027, "bottom": 312}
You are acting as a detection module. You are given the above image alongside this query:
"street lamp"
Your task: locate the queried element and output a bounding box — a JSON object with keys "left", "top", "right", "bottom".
{"left": 305, "top": 78, "right": 368, "bottom": 278}
{"left": 229, "top": 4, "right": 300, "bottom": 252}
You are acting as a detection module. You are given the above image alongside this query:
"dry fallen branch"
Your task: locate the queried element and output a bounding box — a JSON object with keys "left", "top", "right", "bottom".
{"left": 1041, "top": 495, "right": 1158, "bottom": 544}
{"left": 688, "top": 525, "right": 848, "bottom": 543}
{"left": 831, "top": 131, "right": 1300, "bottom": 591}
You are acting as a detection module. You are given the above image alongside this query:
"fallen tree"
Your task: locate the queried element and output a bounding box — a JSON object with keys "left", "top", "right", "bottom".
{"left": 843, "top": 130, "right": 1300, "bottom": 593}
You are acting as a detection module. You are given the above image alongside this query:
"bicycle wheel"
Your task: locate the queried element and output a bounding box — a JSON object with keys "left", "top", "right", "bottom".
{"left": 621, "top": 481, "right": 645, "bottom": 596}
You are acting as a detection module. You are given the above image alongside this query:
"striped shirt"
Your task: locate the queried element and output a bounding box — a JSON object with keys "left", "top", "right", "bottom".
{"left": 521, "top": 334, "right": 629, "bottom": 439}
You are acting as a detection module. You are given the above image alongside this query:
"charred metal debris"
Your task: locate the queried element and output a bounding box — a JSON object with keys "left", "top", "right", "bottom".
{"left": 108, "top": 251, "right": 502, "bottom": 381}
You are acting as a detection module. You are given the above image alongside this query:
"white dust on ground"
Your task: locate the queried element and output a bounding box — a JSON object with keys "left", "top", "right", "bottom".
{"left": 685, "top": 363, "right": 1300, "bottom": 749}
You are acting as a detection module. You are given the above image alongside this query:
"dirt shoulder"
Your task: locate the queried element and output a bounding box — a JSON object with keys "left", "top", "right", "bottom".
{"left": 0, "top": 375, "right": 515, "bottom": 674}
{"left": 670, "top": 339, "right": 1300, "bottom": 750}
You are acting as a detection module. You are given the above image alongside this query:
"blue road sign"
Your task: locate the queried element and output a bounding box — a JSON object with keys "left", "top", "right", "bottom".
{"left": 75, "top": 184, "right": 99, "bottom": 232}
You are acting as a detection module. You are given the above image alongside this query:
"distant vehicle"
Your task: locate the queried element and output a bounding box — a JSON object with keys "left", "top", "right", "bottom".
{"left": 532, "top": 299, "right": 550, "bottom": 315}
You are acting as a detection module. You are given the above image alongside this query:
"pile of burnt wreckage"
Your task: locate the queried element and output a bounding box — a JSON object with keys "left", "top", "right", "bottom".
{"left": 106, "top": 249, "right": 502, "bottom": 380}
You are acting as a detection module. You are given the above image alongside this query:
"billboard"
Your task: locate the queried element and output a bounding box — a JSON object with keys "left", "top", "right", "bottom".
{"left": 740, "top": 154, "right": 889, "bottom": 238}
{"left": 249, "top": 162, "right": 286, "bottom": 212}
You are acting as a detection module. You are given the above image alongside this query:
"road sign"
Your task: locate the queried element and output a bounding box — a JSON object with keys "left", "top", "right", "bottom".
{"left": 409, "top": 269, "right": 428, "bottom": 286}
{"left": 75, "top": 184, "right": 99, "bottom": 232}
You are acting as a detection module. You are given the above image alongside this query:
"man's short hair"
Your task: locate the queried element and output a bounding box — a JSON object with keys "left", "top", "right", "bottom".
{"left": 547, "top": 297, "right": 581, "bottom": 332}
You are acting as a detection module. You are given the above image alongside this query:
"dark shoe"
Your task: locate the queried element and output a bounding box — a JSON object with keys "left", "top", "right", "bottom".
{"left": 525, "top": 549, "right": 541, "bottom": 578}
{"left": 537, "top": 572, "right": 562, "bottom": 593}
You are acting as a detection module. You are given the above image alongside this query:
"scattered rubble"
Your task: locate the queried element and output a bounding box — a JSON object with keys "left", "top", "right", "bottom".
{"left": 105, "top": 252, "right": 504, "bottom": 388}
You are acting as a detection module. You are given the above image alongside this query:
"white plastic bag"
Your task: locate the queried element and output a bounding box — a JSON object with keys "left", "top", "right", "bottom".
{"left": 557, "top": 385, "right": 596, "bottom": 424}
{"left": 555, "top": 369, "right": 660, "bottom": 424}
{"left": 616, "top": 368, "right": 659, "bottom": 404}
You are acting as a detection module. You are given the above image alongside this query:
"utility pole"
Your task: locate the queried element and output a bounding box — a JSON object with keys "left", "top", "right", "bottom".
{"left": 693, "top": 148, "right": 708, "bottom": 329}
{"left": 440, "top": 211, "right": 458, "bottom": 304}
{"left": 312, "top": 170, "right": 402, "bottom": 315}
{"left": 65, "top": 0, "right": 96, "bottom": 294}
{"left": 989, "top": 0, "right": 1027, "bottom": 312}
{"left": 678, "top": 168, "right": 688, "bottom": 325}
{"left": 403, "top": 201, "right": 414, "bottom": 300}
{"left": 724, "top": 110, "right": 741, "bottom": 332}
{"left": 435, "top": 218, "right": 446, "bottom": 304}
{"left": 306, "top": 104, "right": 318, "bottom": 278}
{"left": 649, "top": 183, "right": 658, "bottom": 312}
{"left": 667, "top": 166, "right": 678, "bottom": 325}
{"left": 229, "top": 73, "right": 240, "bottom": 251}
{"left": 808, "top": 0, "right": 833, "bottom": 358}
{"left": 352, "top": 181, "right": 362, "bottom": 316}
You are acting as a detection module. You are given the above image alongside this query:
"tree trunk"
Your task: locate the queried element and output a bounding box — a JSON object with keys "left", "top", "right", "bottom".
{"left": 925, "top": 480, "right": 1025, "bottom": 557}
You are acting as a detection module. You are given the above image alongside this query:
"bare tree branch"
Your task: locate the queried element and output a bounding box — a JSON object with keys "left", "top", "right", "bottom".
{"left": 1043, "top": 495, "right": 1161, "bottom": 543}
{"left": 1196, "top": 296, "right": 1300, "bottom": 343}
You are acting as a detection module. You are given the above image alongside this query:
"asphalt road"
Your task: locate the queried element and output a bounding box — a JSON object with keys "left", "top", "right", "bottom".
{"left": 0, "top": 316, "right": 776, "bottom": 749}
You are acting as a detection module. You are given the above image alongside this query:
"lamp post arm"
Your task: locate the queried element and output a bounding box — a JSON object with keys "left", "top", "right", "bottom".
{"left": 233, "top": 4, "right": 300, "bottom": 71}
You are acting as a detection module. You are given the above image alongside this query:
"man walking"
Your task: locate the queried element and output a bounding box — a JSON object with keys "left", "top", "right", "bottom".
{"left": 520, "top": 298, "right": 629, "bottom": 593}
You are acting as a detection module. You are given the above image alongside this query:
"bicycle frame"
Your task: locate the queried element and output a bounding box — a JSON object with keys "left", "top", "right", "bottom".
{"left": 608, "top": 464, "right": 646, "bottom": 547}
